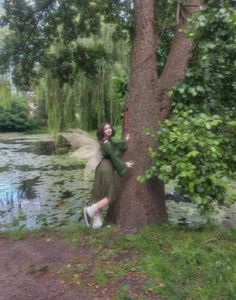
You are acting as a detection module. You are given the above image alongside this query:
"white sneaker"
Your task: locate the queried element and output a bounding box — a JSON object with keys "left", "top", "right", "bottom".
{"left": 92, "top": 215, "right": 103, "bottom": 229}
{"left": 83, "top": 204, "right": 97, "bottom": 227}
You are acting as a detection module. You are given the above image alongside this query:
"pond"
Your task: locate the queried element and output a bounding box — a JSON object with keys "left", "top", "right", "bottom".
{"left": 1, "top": 132, "right": 235, "bottom": 231}
{"left": 0, "top": 133, "right": 92, "bottom": 231}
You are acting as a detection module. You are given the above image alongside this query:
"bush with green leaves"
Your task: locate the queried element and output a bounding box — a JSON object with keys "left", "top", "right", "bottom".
{"left": 140, "top": 110, "right": 236, "bottom": 211}
{"left": 0, "top": 97, "right": 37, "bottom": 132}
{"left": 171, "top": 1, "right": 236, "bottom": 114}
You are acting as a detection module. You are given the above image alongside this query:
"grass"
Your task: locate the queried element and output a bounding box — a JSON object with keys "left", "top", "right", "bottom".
{"left": 0, "top": 228, "right": 30, "bottom": 240}
{"left": 58, "top": 224, "right": 236, "bottom": 299}
{"left": 57, "top": 265, "right": 83, "bottom": 287}
{"left": 2, "top": 224, "right": 236, "bottom": 299}
{"left": 27, "top": 126, "right": 49, "bottom": 134}
{"left": 27, "top": 265, "right": 49, "bottom": 277}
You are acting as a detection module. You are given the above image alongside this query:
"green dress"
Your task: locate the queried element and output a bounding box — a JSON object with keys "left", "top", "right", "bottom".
{"left": 92, "top": 139, "right": 128, "bottom": 203}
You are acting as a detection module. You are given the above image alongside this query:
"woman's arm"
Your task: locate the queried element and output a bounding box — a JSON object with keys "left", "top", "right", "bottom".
{"left": 111, "top": 139, "right": 128, "bottom": 152}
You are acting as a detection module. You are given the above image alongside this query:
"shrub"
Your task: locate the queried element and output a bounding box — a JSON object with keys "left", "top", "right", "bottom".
{"left": 0, "top": 97, "right": 38, "bottom": 131}
{"left": 139, "top": 110, "right": 236, "bottom": 211}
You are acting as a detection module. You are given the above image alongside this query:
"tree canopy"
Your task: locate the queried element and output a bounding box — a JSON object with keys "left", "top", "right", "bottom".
{"left": 0, "top": 0, "right": 132, "bottom": 131}
{"left": 0, "top": 0, "right": 105, "bottom": 89}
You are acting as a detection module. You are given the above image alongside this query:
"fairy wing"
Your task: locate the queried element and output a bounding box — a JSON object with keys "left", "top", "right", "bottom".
{"left": 71, "top": 143, "right": 102, "bottom": 175}
{"left": 61, "top": 129, "right": 102, "bottom": 175}
{"left": 61, "top": 129, "right": 98, "bottom": 148}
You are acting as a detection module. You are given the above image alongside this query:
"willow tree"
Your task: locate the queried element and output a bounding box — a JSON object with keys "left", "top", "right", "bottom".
{"left": 0, "top": 23, "right": 11, "bottom": 107}
{"left": 0, "top": 0, "right": 129, "bottom": 131}
{"left": 34, "top": 23, "right": 128, "bottom": 132}
{"left": 0, "top": 79, "right": 11, "bottom": 107}
{"left": 109, "top": 0, "right": 203, "bottom": 230}
{"left": 74, "top": 24, "right": 129, "bottom": 130}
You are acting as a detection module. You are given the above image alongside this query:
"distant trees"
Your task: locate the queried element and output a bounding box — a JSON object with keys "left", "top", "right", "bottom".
{"left": 0, "top": 0, "right": 130, "bottom": 131}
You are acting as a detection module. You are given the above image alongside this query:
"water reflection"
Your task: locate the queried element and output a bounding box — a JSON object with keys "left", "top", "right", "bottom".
{"left": 0, "top": 133, "right": 90, "bottom": 231}
{"left": 0, "top": 179, "right": 42, "bottom": 230}
{"left": 0, "top": 135, "right": 56, "bottom": 156}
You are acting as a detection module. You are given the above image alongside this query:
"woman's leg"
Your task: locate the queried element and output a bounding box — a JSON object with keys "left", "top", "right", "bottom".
{"left": 92, "top": 197, "right": 109, "bottom": 229}
{"left": 83, "top": 197, "right": 109, "bottom": 228}
{"left": 95, "top": 197, "right": 109, "bottom": 210}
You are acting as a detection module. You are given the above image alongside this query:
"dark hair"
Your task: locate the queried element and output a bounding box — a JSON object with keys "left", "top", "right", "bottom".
{"left": 96, "top": 122, "right": 116, "bottom": 141}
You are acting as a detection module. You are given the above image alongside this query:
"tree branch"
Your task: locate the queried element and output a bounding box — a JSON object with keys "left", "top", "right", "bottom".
{"left": 160, "top": 0, "right": 202, "bottom": 90}
{"left": 158, "top": 0, "right": 203, "bottom": 119}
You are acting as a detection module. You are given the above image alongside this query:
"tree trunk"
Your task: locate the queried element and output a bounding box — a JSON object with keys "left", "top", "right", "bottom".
{"left": 110, "top": 0, "right": 202, "bottom": 231}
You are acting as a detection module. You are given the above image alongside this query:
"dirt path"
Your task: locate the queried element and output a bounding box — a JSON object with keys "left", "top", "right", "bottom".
{"left": 0, "top": 235, "right": 157, "bottom": 300}
{"left": 0, "top": 236, "right": 96, "bottom": 300}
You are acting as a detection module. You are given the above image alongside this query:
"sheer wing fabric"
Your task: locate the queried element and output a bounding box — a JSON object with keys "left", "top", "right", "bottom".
{"left": 61, "top": 129, "right": 102, "bottom": 175}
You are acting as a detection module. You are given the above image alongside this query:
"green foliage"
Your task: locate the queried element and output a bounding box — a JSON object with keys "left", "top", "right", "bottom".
{"left": 156, "top": 0, "right": 177, "bottom": 74}
{"left": 140, "top": 111, "right": 235, "bottom": 211}
{"left": 172, "top": 0, "right": 236, "bottom": 113}
{"left": 33, "top": 23, "right": 129, "bottom": 132}
{"left": 98, "top": 0, "right": 133, "bottom": 40}
{"left": 140, "top": 0, "right": 236, "bottom": 212}
{"left": 112, "top": 71, "right": 128, "bottom": 120}
{"left": 71, "top": 24, "right": 129, "bottom": 130}
{"left": 0, "top": 96, "right": 38, "bottom": 131}
{"left": 0, "top": 0, "right": 108, "bottom": 89}
{"left": 33, "top": 82, "right": 48, "bottom": 127}
{"left": 0, "top": 80, "right": 11, "bottom": 106}
{"left": 0, "top": 0, "right": 130, "bottom": 131}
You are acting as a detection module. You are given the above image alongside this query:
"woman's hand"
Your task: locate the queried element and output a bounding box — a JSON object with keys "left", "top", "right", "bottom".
{"left": 126, "top": 160, "right": 134, "bottom": 168}
{"left": 124, "top": 134, "right": 130, "bottom": 141}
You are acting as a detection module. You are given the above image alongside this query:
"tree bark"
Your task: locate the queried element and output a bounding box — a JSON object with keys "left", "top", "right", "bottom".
{"left": 110, "top": 0, "right": 202, "bottom": 231}
{"left": 158, "top": 0, "right": 203, "bottom": 120}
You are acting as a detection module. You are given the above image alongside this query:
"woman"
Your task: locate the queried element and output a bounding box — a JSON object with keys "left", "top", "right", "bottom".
{"left": 83, "top": 122, "right": 134, "bottom": 229}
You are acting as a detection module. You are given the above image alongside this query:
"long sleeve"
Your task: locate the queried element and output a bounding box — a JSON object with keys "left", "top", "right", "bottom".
{"left": 100, "top": 140, "right": 128, "bottom": 176}
{"left": 111, "top": 140, "right": 128, "bottom": 152}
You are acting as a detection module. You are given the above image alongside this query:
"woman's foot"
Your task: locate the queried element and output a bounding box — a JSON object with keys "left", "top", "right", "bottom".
{"left": 92, "top": 214, "right": 103, "bottom": 229}
{"left": 83, "top": 204, "right": 97, "bottom": 227}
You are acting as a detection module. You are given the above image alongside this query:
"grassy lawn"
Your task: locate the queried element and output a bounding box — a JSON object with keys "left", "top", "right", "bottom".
{"left": 1, "top": 224, "right": 236, "bottom": 299}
